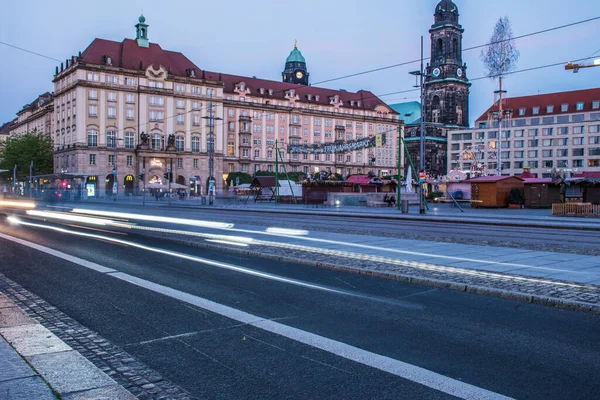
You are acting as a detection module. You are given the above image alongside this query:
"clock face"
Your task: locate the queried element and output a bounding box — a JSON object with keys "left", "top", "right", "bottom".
{"left": 432, "top": 68, "right": 441, "bottom": 77}
{"left": 457, "top": 68, "right": 463, "bottom": 77}
{"left": 295, "top": 71, "right": 304, "bottom": 79}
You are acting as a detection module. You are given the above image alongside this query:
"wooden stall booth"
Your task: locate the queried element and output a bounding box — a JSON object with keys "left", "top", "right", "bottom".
{"left": 523, "top": 178, "right": 561, "bottom": 208}
{"left": 469, "top": 176, "right": 524, "bottom": 208}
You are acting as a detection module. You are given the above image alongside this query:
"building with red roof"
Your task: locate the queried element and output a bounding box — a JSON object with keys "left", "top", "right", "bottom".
{"left": 449, "top": 88, "right": 600, "bottom": 178}
{"left": 47, "top": 16, "right": 400, "bottom": 197}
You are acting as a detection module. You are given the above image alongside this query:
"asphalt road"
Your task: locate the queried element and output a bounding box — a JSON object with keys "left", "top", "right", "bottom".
{"left": 0, "top": 216, "right": 599, "bottom": 399}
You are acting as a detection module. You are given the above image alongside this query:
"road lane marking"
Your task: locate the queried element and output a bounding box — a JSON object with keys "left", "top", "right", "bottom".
{"left": 0, "top": 231, "right": 513, "bottom": 400}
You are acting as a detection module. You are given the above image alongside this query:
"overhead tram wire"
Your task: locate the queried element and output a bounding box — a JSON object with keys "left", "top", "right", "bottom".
{"left": 312, "top": 15, "right": 600, "bottom": 85}
{"left": 0, "top": 40, "right": 62, "bottom": 62}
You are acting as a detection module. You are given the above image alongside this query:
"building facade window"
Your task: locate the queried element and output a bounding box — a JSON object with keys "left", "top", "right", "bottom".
{"left": 126, "top": 155, "right": 133, "bottom": 166}
{"left": 89, "top": 154, "right": 96, "bottom": 165}
{"left": 125, "top": 132, "right": 134, "bottom": 149}
{"left": 192, "top": 136, "right": 200, "bottom": 153}
{"left": 193, "top": 159, "right": 199, "bottom": 169}
{"left": 175, "top": 136, "right": 184, "bottom": 151}
{"left": 87, "top": 130, "right": 98, "bottom": 147}
{"left": 106, "top": 131, "right": 116, "bottom": 148}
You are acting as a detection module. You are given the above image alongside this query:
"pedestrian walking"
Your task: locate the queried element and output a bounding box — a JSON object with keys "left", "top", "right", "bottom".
{"left": 1, "top": 184, "right": 8, "bottom": 199}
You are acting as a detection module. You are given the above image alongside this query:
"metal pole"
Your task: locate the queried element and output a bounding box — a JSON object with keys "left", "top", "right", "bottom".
{"left": 419, "top": 35, "right": 426, "bottom": 215}
{"left": 209, "top": 94, "right": 214, "bottom": 205}
{"left": 29, "top": 161, "right": 33, "bottom": 199}
{"left": 13, "top": 164, "right": 17, "bottom": 198}
{"left": 497, "top": 76, "right": 504, "bottom": 177}
{"left": 397, "top": 126, "right": 402, "bottom": 211}
{"left": 275, "top": 140, "right": 279, "bottom": 203}
{"left": 168, "top": 161, "right": 172, "bottom": 207}
{"left": 113, "top": 135, "right": 118, "bottom": 201}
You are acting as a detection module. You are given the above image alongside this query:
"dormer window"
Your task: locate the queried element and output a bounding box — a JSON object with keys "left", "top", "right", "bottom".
{"left": 268, "top": 89, "right": 273, "bottom": 96}
{"left": 519, "top": 107, "right": 526, "bottom": 116}
{"left": 593, "top": 100, "right": 600, "bottom": 109}
{"left": 576, "top": 102, "right": 584, "bottom": 111}
{"left": 561, "top": 103, "right": 569, "bottom": 112}
{"left": 307, "top": 94, "right": 312, "bottom": 101}
{"left": 315, "top": 95, "right": 319, "bottom": 102}
{"left": 357, "top": 101, "right": 361, "bottom": 107}
{"left": 106, "top": 56, "right": 112, "bottom": 65}
{"left": 289, "top": 89, "right": 295, "bottom": 97}
{"left": 259, "top": 88, "right": 265, "bottom": 95}
{"left": 350, "top": 101, "right": 354, "bottom": 106}
{"left": 240, "top": 83, "right": 245, "bottom": 91}
{"left": 532, "top": 106, "right": 540, "bottom": 115}
{"left": 546, "top": 105, "right": 554, "bottom": 113}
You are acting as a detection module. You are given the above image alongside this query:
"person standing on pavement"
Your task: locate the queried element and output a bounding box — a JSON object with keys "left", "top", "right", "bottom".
{"left": 1, "top": 184, "right": 8, "bottom": 198}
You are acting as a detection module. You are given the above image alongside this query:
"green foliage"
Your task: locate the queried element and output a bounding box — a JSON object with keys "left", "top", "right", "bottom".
{"left": 508, "top": 188, "right": 524, "bottom": 205}
{"left": 0, "top": 132, "right": 54, "bottom": 179}
{"left": 225, "top": 172, "right": 253, "bottom": 186}
{"left": 254, "top": 170, "right": 306, "bottom": 183}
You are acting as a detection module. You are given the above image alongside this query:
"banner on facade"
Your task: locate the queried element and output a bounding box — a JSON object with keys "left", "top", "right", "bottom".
{"left": 287, "top": 133, "right": 386, "bottom": 154}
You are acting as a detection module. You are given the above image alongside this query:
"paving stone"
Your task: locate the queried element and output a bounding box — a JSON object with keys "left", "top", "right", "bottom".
{"left": 0, "top": 324, "right": 72, "bottom": 357}
{"left": 0, "top": 306, "right": 37, "bottom": 328}
{"left": 61, "top": 384, "right": 136, "bottom": 400}
{"left": 0, "top": 376, "right": 57, "bottom": 400}
{"left": 0, "top": 337, "right": 37, "bottom": 383}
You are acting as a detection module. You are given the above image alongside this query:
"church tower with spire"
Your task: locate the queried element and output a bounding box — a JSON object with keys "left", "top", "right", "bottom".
{"left": 424, "top": 0, "right": 470, "bottom": 127}
{"left": 282, "top": 41, "right": 309, "bottom": 85}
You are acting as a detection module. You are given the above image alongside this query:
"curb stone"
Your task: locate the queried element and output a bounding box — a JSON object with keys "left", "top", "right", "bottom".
{"left": 158, "top": 233, "right": 600, "bottom": 315}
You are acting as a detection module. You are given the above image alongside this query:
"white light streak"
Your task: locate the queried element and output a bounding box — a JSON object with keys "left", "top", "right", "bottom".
{"left": 72, "top": 209, "right": 233, "bottom": 229}
{"left": 0, "top": 200, "right": 36, "bottom": 209}
{"left": 266, "top": 227, "right": 309, "bottom": 236}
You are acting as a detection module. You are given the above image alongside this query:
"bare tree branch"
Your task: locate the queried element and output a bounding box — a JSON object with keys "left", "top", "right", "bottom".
{"left": 481, "top": 17, "right": 520, "bottom": 80}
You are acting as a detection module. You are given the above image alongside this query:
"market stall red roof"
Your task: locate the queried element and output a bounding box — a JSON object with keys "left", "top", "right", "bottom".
{"left": 346, "top": 175, "right": 373, "bottom": 185}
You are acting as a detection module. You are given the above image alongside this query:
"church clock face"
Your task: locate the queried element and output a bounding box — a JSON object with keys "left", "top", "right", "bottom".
{"left": 295, "top": 71, "right": 304, "bottom": 79}
{"left": 456, "top": 68, "right": 463, "bottom": 77}
{"left": 432, "top": 68, "right": 441, "bottom": 77}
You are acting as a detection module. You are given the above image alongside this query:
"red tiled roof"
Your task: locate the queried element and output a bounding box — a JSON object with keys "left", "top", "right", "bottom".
{"left": 519, "top": 170, "right": 536, "bottom": 179}
{"left": 80, "top": 38, "right": 201, "bottom": 77}
{"left": 475, "top": 88, "right": 600, "bottom": 122}
{"left": 467, "top": 176, "right": 524, "bottom": 182}
{"left": 346, "top": 175, "right": 373, "bottom": 185}
{"left": 523, "top": 178, "right": 553, "bottom": 184}
{"left": 574, "top": 172, "right": 600, "bottom": 179}
{"left": 78, "top": 38, "right": 395, "bottom": 112}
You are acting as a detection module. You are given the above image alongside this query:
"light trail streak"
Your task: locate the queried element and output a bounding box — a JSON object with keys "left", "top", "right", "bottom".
{"left": 26, "top": 210, "right": 133, "bottom": 227}
{"left": 6, "top": 217, "right": 348, "bottom": 296}
{"left": 0, "top": 200, "right": 36, "bottom": 209}
{"left": 72, "top": 208, "right": 233, "bottom": 229}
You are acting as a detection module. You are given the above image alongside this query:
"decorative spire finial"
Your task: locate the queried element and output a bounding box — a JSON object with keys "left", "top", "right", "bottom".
{"left": 294, "top": 39, "right": 297, "bottom": 48}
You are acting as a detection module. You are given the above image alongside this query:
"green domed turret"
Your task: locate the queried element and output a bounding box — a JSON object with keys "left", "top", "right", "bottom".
{"left": 282, "top": 40, "right": 309, "bottom": 85}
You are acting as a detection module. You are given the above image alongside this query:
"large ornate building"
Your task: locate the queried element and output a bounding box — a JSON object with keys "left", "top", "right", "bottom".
{"left": 9, "top": 92, "right": 54, "bottom": 136}
{"left": 403, "top": 0, "right": 470, "bottom": 177}
{"left": 49, "top": 16, "right": 399, "bottom": 196}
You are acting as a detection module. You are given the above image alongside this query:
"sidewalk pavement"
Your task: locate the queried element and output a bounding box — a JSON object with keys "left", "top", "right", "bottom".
{"left": 0, "top": 293, "right": 134, "bottom": 400}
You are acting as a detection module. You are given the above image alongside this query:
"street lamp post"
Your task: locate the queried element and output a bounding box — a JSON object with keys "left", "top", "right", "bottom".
{"left": 111, "top": 135, "right": 123, "bottom": 201}
{"left": 203, "top": 92, "right": 222, "bottom": 206}
{"left": 410, "top": 35, "right": 426, "bottom": 214}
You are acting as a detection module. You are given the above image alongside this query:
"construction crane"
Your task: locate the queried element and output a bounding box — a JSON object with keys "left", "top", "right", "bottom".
{"left": 565, "top": 59, "right": 600, "bottom": 73}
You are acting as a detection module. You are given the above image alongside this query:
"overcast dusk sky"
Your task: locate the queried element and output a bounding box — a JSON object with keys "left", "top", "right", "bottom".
{"left": 1, "top": 0, "right": 599, "bottom": 126}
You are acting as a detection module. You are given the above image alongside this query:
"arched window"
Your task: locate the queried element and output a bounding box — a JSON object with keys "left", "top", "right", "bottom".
{"left": 192, "top": 136, "right": 200, "bottom": 153}
{"left": 452, "top": 38, "right": 458, "bottom": 58}
{"left": 125, "top": 131, "right": 134, "bottom": 149}
{"left": 437, "top": 39, "right": 443, "bottom": 56}
{"left": 106, "top": 130, "right": 116, "bottom": 148}
{"left": 152, "top": 134, "right": 161, "bottom": 150}
{"left": 87, "top": 129, "right": 98, "bottom": 147}
{"left": 227, "top": 141, "right": 235, "bottom": 156}
{"left": 176, "top": 135, "right": 184, "bottom": 152}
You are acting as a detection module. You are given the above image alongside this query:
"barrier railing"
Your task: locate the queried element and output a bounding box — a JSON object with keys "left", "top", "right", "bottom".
{"left": 552, "top": 203, "right": 600, "bottom": 217}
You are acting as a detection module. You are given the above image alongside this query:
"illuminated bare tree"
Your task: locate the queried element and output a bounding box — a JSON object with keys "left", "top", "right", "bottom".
{"left": 480, "top": 17, "right": 519, "bottom": 176}
{"left": 480, "top": 17, "right": 520, "bottom": 79}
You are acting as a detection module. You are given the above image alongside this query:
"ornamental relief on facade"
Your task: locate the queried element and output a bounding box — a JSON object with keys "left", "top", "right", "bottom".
{"left": 145, "top": 65, "right": 168, "bottom": 80}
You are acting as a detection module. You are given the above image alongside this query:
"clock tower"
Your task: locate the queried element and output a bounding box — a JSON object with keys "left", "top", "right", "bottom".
{"left": 282, "top": 41, "right": 309, "bottom": 85}
{"left": 424, "top": 0, "right": 470, "bottom": 127}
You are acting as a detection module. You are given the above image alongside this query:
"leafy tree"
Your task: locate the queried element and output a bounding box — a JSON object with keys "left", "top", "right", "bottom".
{"left": 225, "top": 172, "right": 253, "bottom": 186}
{"left": 480, "top": 16, "right": 520, "bottom": 79}
{"left": 0, "top": 132, "right": 54, "bottom": 179}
